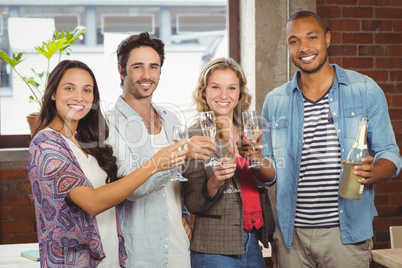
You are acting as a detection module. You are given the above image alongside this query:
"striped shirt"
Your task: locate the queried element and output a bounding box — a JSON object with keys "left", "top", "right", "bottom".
{"left": 295, "top": 91, "right": 341, "bottom": 228}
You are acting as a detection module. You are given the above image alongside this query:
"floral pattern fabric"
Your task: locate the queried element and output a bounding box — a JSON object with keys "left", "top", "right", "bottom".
{"left": 28, "top": 130, "right": 127, "bottom": 267}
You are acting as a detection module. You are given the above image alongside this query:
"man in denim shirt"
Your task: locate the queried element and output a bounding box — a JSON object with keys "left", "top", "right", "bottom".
{"left": 106, "top": 32, "right": 215, "bottom": 267}
{"left": 260, "top": 11, "right": 402, "bottom": 267}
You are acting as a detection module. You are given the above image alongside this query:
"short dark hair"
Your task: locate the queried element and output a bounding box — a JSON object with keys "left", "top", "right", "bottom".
{"left": 116, "top": 32, "right": 165, "bottom": 87}
{"left": 287, "top": 10, "right": 329, "bottom": 34}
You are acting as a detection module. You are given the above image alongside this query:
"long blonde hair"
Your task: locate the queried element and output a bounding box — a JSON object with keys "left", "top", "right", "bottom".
{"left": 193, "top": 57, "right": 251, "bottom": 128}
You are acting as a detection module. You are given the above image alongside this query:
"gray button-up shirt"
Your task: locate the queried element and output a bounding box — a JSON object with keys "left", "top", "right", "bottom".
{"left": 106, "top": 96, "right": 189, "bottom": 267}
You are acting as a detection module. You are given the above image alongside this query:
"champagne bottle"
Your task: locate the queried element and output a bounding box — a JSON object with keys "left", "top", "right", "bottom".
{"left": 339, "top": 117, "right": 370, "bottom": 200}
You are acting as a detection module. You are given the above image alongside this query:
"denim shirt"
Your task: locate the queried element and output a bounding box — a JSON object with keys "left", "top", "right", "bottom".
{"left": 261, "top": 64, "right": 402, "bottom": 249}
{"left": 106, "top": 96, "right": 190, "bottom": 267}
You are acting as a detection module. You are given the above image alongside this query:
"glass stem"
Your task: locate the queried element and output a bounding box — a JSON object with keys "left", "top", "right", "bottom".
{"left": 229, "top": 178, "right": 234, "bottom": 188}
{"left": 251, "top": 144, "right": 257, "bottom": 163}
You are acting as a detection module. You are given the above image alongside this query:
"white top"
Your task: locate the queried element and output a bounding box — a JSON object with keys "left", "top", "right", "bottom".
{"left": 150, "top": 126, "right": 191, "bottom": 268}
{"left": 60, "top": 133, "right": 120, "bottom": 268}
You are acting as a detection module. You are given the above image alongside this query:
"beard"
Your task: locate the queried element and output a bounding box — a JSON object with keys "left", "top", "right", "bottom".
{"left": 292, "top": 50, "right": 328, "bottom": 74}
{"left": 127, "top": 80, "right": 157, "bottom": 99}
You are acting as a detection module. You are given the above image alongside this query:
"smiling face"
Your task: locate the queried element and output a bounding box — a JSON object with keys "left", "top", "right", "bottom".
{"left": 203, "top": 68, "right": 240, "bottom": 120}
{"left": 51, "top": 68, "right": 94, "bottom": 125}
{"left": 120, "top": 46, "right": 161, "bottom": 100}
{"left": 286, "top": 16, "right": 331, "bottom": 74}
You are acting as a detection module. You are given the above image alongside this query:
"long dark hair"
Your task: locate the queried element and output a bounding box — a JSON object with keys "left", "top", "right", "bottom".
{"left": 34, "top": 60, "right": 119, "bottom": 183}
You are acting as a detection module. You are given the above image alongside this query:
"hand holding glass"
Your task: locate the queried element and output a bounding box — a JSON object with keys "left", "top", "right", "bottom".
{"left": 199, "top": 111, "right": 221, "bottom": 167}
{"left": 217, "top": 138, "right": 240, "bottom": 194}
{"left": 242, "top": 110, "right": 265, "bottom": 168}
{"left": 171, "top": 125, "right": 188, "bottom": 182}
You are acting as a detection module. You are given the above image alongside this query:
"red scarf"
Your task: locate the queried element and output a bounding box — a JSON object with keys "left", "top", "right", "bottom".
{"left": 235, "top": 157, "right": 264, "bottom": 231}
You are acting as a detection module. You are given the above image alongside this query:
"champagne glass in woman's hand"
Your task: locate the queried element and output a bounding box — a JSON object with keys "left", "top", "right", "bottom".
{"left": 171, "top": 125, "right": 188, "bottom": 182}
{"left": 199, "top": 111, "right": 221, "bottom": 167}
{"left": 242, "top": 110, "right": 265, "bottom": 168}
{"left": 217, "top": 138, "right": 240, "bottom": 194}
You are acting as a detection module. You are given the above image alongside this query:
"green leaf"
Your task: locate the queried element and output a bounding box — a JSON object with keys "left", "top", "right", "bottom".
{"left": 30, "top": 69, "right": 46, "bottom": 78}
{"left": 38, "top": 72, "right": 46, "bottom": 79}
{"left": 0, "top": 51, "right": 25, "bottom": 68}
{"left": 23, "top": 77, "right": 40, "bottom": 88}
{"left": 34, "top": 39, "right": 68, "bottom": 60}
{"left": 1, "top": 25, "right": 86, "bottom": 108}
{"left": 57, "top": 25, "right": 86, "bottom": 53}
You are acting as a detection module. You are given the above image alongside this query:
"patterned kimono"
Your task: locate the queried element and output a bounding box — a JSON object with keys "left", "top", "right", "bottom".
{"left": 28, "top": 130, "right": 127, "bottom": 267}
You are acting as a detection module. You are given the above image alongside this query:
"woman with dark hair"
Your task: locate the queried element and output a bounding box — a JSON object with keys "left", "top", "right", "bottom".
{"left": 183, "top": 57, "right": 277, "bottom": 267}
{"left": 28, "top": 60, "right": 187, "bottom": 267}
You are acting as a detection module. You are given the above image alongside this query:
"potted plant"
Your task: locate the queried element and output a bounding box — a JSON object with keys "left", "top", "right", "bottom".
{"left": 0, "top": 25, "right": 86, "bottom": 135}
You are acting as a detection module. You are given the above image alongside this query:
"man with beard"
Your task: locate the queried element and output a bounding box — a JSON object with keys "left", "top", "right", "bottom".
{"left": 259, "top": 10, "right": 401, "bottom": 267}
{"left": 106, "top": 32, "right": 215, "bottom": 267}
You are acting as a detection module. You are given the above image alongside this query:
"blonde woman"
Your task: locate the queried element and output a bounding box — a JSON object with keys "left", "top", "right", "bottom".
{"left": 183, "top": 57, "right": 277, "bottom": 267}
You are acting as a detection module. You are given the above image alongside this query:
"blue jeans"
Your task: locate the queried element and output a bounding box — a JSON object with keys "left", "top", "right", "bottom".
{"left": 190, "top": 229, "right": 265, "bottom": 268}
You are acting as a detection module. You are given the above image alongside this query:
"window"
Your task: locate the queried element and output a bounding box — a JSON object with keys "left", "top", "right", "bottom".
{"left": 0, "top": 7, "right": 10, "bottom": 91}
{"left": 96, "top": 7, "right": 160, "bottom": 44}
{"left": 0, "top": 0, "right": 234, "bottom": 148}
{"left": 24, "top": 6, "right": 85, "bottom": 40}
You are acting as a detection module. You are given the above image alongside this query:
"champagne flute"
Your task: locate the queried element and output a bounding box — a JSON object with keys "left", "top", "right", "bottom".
{"left": 171, "top": 124, "right": 188, "bottom": 182}
{"left": 217, "top": 138, "right": 240, "bottom": 194}
{"left": 242, "top": 110, "right": 265, "bottom": 168}
{"left": 199, "top": 111, "right": 221, "bottom": 167}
